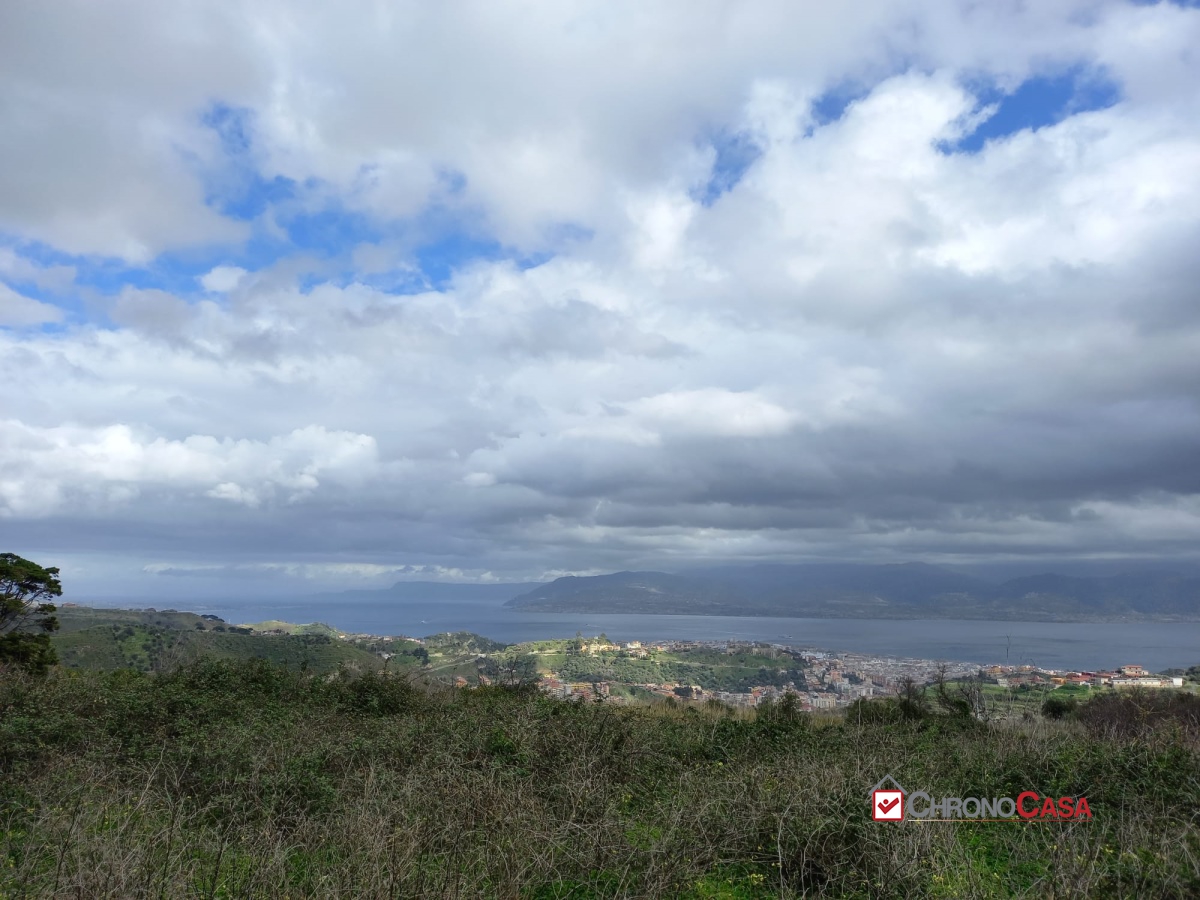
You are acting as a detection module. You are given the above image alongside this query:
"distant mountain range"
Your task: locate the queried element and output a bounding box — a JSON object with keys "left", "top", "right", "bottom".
{"left": 316, "top": 581, "right": 539, "bottom": 603}
{"left": 503, "top": 564, "right": 1200, "bottom": 622}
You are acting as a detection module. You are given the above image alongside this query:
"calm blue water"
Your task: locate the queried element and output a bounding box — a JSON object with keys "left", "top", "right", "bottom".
{"left": 85, "top": 594, "right": 1200, "bottom": 673}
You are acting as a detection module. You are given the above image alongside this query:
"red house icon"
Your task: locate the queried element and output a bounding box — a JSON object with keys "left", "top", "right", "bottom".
{"left": 870, "top": 775, "right": 906, "bottom": 822}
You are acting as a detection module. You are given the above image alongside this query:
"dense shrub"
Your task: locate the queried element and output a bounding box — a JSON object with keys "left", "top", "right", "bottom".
{"left": 1041, "top": 694, "right": 1078, "bottom": 720}
{"left": 1074, "top": 688, "right": 1200, "bottom": 738}
{"left": 324, "top": 666, "right": 421, "bottom": 716}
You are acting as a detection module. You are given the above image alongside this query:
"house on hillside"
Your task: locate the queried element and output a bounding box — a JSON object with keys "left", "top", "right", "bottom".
{"left": 1111, "top": 676, "right": 1184, "bottom": 689}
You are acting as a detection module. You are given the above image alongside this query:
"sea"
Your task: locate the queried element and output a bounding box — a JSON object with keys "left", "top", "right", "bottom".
{"left": 82, "top": 593, "right": 1200, "bottom": 673}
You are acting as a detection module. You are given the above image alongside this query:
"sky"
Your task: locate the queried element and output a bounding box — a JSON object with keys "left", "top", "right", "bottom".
{"left": 2, "top": 1, "right": 1200, "bottom": 599}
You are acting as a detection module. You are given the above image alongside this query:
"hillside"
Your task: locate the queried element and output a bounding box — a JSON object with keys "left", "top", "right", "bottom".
{"left": 52, "top": 606, "right": 396, "bottom": 675}
{"left": 53, "top": 625, "right": 391, "bottom": 674}
{"left": 53, "top": 604, "right": 228, "bottom": 634}
{"left": 47, "top": 606, "right": 521, "bottom": 683}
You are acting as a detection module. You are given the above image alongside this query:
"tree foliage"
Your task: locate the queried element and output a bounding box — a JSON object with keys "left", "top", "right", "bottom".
{"left": 0, "top": 552, "right": 62, "bottom": 674}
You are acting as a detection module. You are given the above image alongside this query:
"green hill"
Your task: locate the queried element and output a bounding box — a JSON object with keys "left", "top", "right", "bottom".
{"left": 47, "top": 606, "right": 500, "bottom": 679}
{"left": 53, "top": 623, "right": 388, "bottom": 674}
{"left": 53, "top": 604, "right": 224, "bottom": 634}
{"left": 50, "top": 606, "right": 390, "bottom": 675}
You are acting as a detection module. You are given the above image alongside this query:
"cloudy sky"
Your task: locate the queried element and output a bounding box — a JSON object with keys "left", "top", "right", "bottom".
{"left": 2, "top": 0, "right": 1200, "bottom": 598}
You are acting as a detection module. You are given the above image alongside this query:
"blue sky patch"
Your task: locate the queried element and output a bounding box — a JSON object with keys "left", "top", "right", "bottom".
{"left": 199, "top": 104, "right": 300, "bottom": 221}
{"left": 694, "top": 130, "right": 762, "bottom": 206}
{"left": 4, "top": 103, "right": 570, "bottom": 320}
{"left": 414, "top": 233, "right": 554, "bottom": 291}
{"left": 216, "top": 173, "right": 297, "bottom": 222}
{"left": 809, "top": 82, "right": 872, "bottom": 129}
{"left": 1, "top": 232, "right": 282, "bottom": 316}
{"left": 0, "top": 237, "right": 113, "bottom": 320}
{"left": 416, "top": 233, "right": 505, "bottom": 287}
{"left": 192, "top": 105, "right": 544, "bottom": 290}
{"left": 947, "top": 66, "right": 1122, "bottom": 154}
{"left": 285, "top": 205, "right": 383, "bottom": 256}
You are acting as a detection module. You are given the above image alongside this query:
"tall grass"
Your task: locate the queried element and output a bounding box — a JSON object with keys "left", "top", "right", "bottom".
{"left": 1, "top": 660, "right": 1197, "bottom": 898}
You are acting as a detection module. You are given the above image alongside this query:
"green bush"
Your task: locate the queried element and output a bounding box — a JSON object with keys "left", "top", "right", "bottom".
{"left": 325, "top": 667, "right": 420, "bottom": 716}
{"left": 1041, "top": 694, "right": 1078, "bottom": 719}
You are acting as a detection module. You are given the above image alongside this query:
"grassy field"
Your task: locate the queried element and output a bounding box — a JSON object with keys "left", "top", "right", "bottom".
{"left": 521, "top": 640, "right": 808, "bottom": 693}
{"left": 2, "top": 660, "right": 1198, "bottom": 898}
{"left": 936, "top": 682, "right": 1096, "bottom": 721}
{"left": 237, "top": 621, "right": 344, "bottom": 638}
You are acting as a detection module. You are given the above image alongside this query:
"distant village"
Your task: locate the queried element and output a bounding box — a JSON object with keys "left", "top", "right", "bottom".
{"left": 527, "top": 639, "right": 955, "bottom": 709}
{"left": 320, "top": 625, "right": 1192, "bottom": 710}
{"left": 436, "top": 636, "right": 1188, "bottom": 710}
{"left": 989, "top": 663, "right": 1185, "bottom": 691}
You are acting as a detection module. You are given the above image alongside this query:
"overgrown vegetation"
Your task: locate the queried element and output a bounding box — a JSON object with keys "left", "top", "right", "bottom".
{"left": 2, "top": 660, "right": 1197, "bottom": 898}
